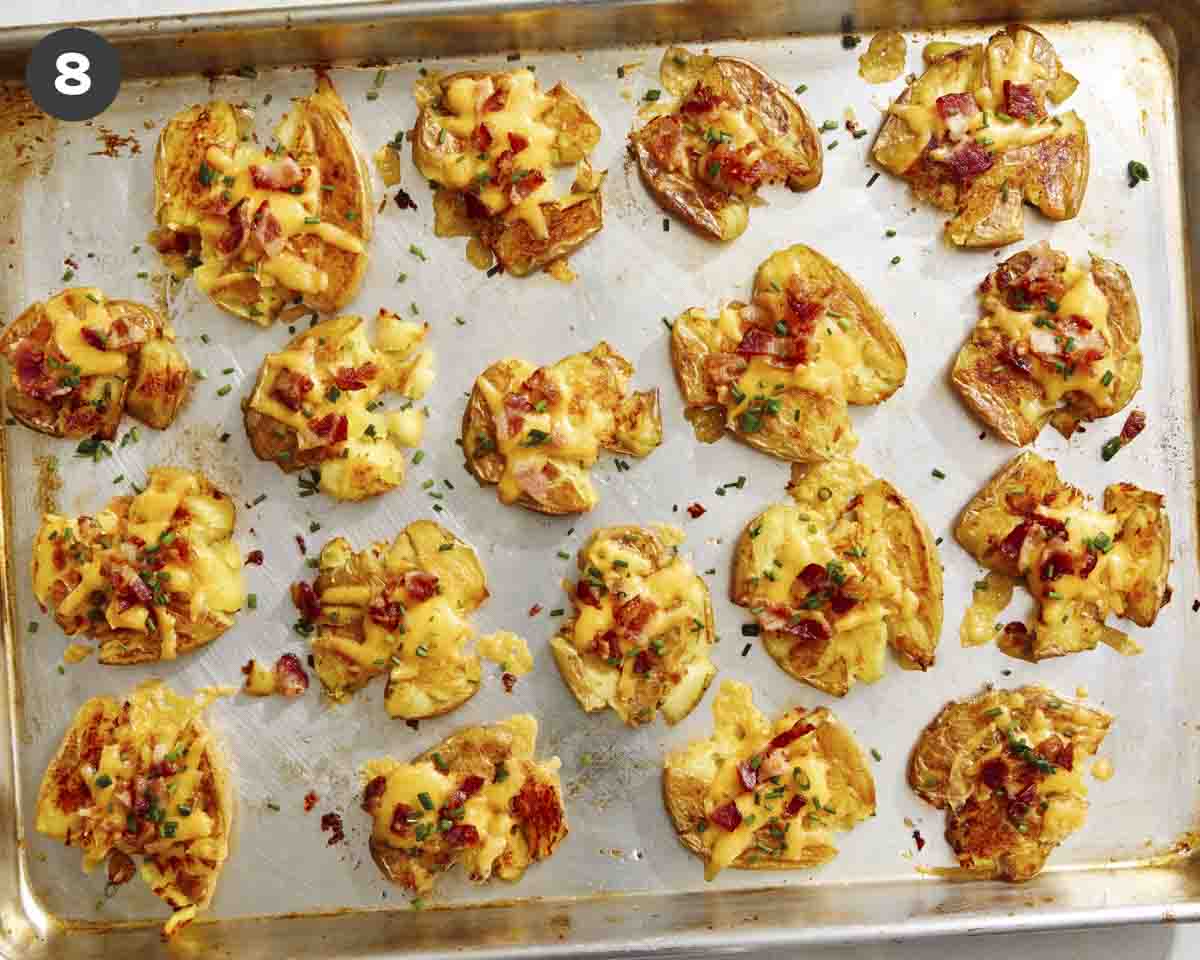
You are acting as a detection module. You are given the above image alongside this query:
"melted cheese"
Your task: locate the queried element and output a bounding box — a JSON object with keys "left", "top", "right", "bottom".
{"left": 46, "top": 290, "right": 130, "bottom": 377}
{"left": 477, "top": 631, "right": 534, "bottom": 675}
{"left": 417, "top": 70, "right": 558, "bottom": 238}
{"left": 31, "top": 468, "right": 245, "bottom": 651}
{"left": 960, "top": 571, "right": 1015, "bottom": 647}
{"left": 36, "top": 681, "right": 231, "bottom": 935}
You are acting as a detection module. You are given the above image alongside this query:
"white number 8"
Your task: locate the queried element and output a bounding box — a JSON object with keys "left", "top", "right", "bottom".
{"left": 54, "top": 52, "right": 91, "bottom": 96}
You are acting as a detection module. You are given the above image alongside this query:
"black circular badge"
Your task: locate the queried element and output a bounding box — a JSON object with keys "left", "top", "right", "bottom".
{"left": 25, "top": 28, "right": 121, "bottom": 122}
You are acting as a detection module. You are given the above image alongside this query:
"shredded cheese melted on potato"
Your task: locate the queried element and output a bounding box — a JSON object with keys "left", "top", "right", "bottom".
{"left": 477, "top": 631, "right": 534, "bottom": 676}
{"left": 298, "top": 521, "right": 486, "bottom": 720}
{"left": 246, "top": 311, "right": 433, "bottom": 501}
{"left": 362, "top": 714, "right": 565, "bottom": 893}
{"left": 551, "top": 525, "right": 715, "bottom": 726}
{"left": 666, "top": 681, "right": 874, "bottom": 879}
{"left": 467, "top": 342, "right": 661, "bottom": 513}
{"left": 36, "top": 681, "right": 232, "bottom": 937}
{"left": 32, "top": 467, "right": 246, "bottom": 662}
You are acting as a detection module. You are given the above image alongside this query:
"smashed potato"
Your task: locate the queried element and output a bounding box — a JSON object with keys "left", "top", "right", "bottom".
{"left": 243, "top": 310, "right": 433, "bottom": 502}
{"left": 872, "top": 25, "right": 1088, "bottom": 247}
{"left": 664, "top": 680, "right": 875, "bottom": 879}
{"left": 629, "top": 46, "right": 822, "bottom": 241}
{"left": 291, "top": 521, "right": 487, "bottom": 720}
{"left": 550, "top": 525, "right": 716, "bottom": 727}
{"left": 0, "top": 288, "right": 189, "bottom": 439}
{"left": 36, "top": 681, "right": 233, "bottom": 937}
{"left": 362, "top": 714, "right": 566, "bottom": 894}
{"left": 953, "top": 242, "right": 1143, "bottom": 445}
{"left": 461, "top": 342, "right": 661, "bottom": 515}
{"left": 733, "top": 460, "right": 943, "bottom": 696}
{"left": 412, "top": 68, "right": 603, "bottom": 276}
{"left": 910, "top": 684, "right": 1112, "bottom": 881}
{"left": 671, "top": 244, "right": 906, "bottom": 462}
{"left": 955, "top": 451, "right": 1170, "bottom": 661}
{"left": 32, "top": 467, "right": 246, "bottom": 664}
{"left": 154, "top": 75, "right": 373, "bottom": 324}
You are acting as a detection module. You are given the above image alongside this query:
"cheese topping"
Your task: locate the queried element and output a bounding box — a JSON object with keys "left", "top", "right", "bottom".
{"left": 45, "top": 289, "right": 130, "bottom": 377}
{"left": 303, "top": 523, "right": 485, "bottom": 720}
{"left": 557, "top": 525, "right": 715, "bottom": 726}
{"left": 960, "top": 571, "right": 1015, "bottom": 648}
{"left": 668, "top": 681, "right": 873, "bottom": 879}
{"left": 471, "top": 343, "right": 660, "bottom": 511}
{"left": 477, "top": 631, "right": 534, "bottom": 676}
{"left": 36, "top": 681, "right": 231, "bottom": 936}
{"left": 362, "top": 714, "right": 563, "bottom": 893}
{"left": 247, "top": 311, "right": 432, "bottom": 501}
{"left": 32, "top": 468, "right": 245, "bottom": 658}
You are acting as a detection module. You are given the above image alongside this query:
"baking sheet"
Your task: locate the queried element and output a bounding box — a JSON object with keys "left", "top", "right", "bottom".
{"left": 1, "top": 11, "right": 1198, "bottom": 939}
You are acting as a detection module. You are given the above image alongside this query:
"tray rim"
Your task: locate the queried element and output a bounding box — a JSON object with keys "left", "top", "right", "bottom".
{"left": 1, "top": 1, "right": 1199, "bottom": 956}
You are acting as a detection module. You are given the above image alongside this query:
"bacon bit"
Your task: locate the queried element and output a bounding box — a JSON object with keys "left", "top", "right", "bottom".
{"left": 912, "top": 829, "right": 926, "bottom": 851}
{"left": 935, "top": 92, "right": 978, "bottom": 120}
{"left": 501, "top": 672, "right": 517, "bottom": 693}
{"left": 394, "top": 188, "right": 417, "bottom": 211}
{"left": 294, "top": 580, "right": 322, "bottom": 622}
{"left": 614, "top": 595, "right": 656, "bottom": 635}
{"left": 13, "top": 341, "right": 70, "bottom": 401}
{"left": 1003, "top": 80, "right": 1040, "bottom": 120}
{"left": 320, "top": 812, "right": 345, "bottom": 846}
{"left": 308, "top": 412, "right": 349, "bottom": 444}
{"left": 528, "top": 604, "right": 543, "bottom": 617}
{"left": 783, "top": 795, "right": 806, "bottom": 818}
{"left": 508, "top": 132, "right": 529, "bottom": 153}
{"left": 445, "top": 823, "right": 480, "bottom": 846}
{"left": 785, "top": 617, "right": 832, "bottom": 651}
{"left": 367, "top": 596, "right": 405, "bottom": 631}
{"left": 463, "top": 190, "right": 490, "bottom": 220}
{"left": 798, "top": 563, "right": 829, "bottom": 590}
{"left": 980, "top": 758, "right": 1008, "bottom": 789}
{"left": 680, "top": 84, "right": 724, "bottom": 114}
{"left": 303, "top": 791, "right": 319, "bottom": 812}
{"left": 154, "top": 229, "right": 191, "bottom": 255}
{"left": 217, "top": 198, "right": 252, "bottom": 256}
{"left": 481, "top": 87, "right": 507, "bottom": 113}
{"left": 245, "top": 549, "right": 265, "bottom": 566}
{"left": 735, "top": 328, "right": 803, "bottom": 366}
{"left": 511, "top": 168, "right": 546, "bottom": 201}
{"left": 576, "top": 579, "right": 603, "bottom": 608}
{"left": 80, "top": 327, "right": 107, "bottom": 350}
{"left": 593, "top": 630, "right": 620, "bottom": 662}
{"left": 389, "top": 803, "right": 415, "bottom": 834}
{"left": 736, "top": 760, "right": 758, "bottom": 791}
{"left": 473, "top": 123, "right": 493, "bottom": 153}
{"left": 403, "top": 571, "right": 439, "bottom": 602}
{"left": 829, "top": 592, "right": 858, "bottom": 615}
{"left": 270, "top": 368, "right": 314, "bottom": 412}
{"left": 295, "top": 534, "right": 307, "bottom": 555}
{"left": 686, "top": 502, "right": 707, "bottom": 519}
{"left": 333, "top": 362, "right": 378, "bottom": 391}
{"left": 709, "top": 800, "right": 743, "bottom": 831}
{"left": 1079, "top": 550, "right": 1099, "bottom": 578}
{"left": 768, "top": 720, "right": 816, "bottom": 752}
{"left": 111, "top": 567, "right": 155, "bottom": 612}
{"left": 946, "top": 140, "right": 994, "bottom": 182}
{"left": 998, "top": 520, "right": 1033, "bottom": 561}
{"left": 1041, "top": 552, "right": 1074, "bottom": 581}
{"left": 275, "top": 653, "right": 309, "bottom": 698}
{"left": 107, "top": 851, "right": 136, "bottom": 886}
{"left": 250, "top": 156, "right": 304, "bottom": 190}
{"left": 1003, "top": 621, "right": 1029, "bottom": 636}
{"left": 362, "top": 776, "right": 388, "bottom": 813}
{"left": 1120, "top": 409, "right": 1147, "bottom": 444}
{"left": 251, "top": 200, "right": 286, "bottom": 258}
{"left": 633, "top": 650, "right": 653, "bottom": 675}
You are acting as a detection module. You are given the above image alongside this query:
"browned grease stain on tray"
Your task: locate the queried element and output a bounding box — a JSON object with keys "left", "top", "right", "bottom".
{"left": 33, "top": 454, "right": 61, "bottom": 514}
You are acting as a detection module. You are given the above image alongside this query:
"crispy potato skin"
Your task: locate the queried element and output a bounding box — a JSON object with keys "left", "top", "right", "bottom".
{"left": 909, "top": 685, "right": 1111, "bottom": 881}
{"left": 461, "top": 342, "right": 662, "bottom": 515}
{"left": 368, "top": 716, "right": 567, "bottom": 890}
{"left": 871, "top": 24, "right": 1088, "bottom": 247}
{"left": 952, "top": 245, "right": 1142, "bottom": 445}
{"left": 630, "top": 47, "right": 822, "bottom": 241}
{"left": 670, "top": 244, "right": 905, "bottom": 463}
{"left": 0, "top": 292, "right": 188, "bottom": 439}
{"left": 955, "top": 451, "right": 1171, "bottom": 659}
{"left": 731, "top": 459, "right": 942, "bottom": 696}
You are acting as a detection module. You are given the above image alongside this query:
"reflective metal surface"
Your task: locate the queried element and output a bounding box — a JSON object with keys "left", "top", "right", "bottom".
{"left": 0, "top": 2, "right": 1198, "bottom": 957}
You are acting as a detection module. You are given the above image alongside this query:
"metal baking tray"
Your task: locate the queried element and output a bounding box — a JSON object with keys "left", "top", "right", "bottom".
{"left": 1, "top": 1, "right": 1198, "bottom": 956}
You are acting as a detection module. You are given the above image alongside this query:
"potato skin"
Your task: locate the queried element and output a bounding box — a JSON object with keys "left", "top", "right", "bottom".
{"left": 909, "top": 684, "right": 1111, "bottom": 881}
{"left": 630, "top": 47, "right": 822, "bottom": 241}
{"left": 870, "top": 24, "right": 1088, "bottom": 247}
{"left": 952, "top": 245, "right": 1142, "bottom": 445}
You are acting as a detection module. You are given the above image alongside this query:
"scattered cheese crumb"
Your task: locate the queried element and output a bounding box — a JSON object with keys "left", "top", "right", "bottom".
{"left": 477, "top": 631, "right": 534, "bottom": 676}
{"left": 63, "top": 643, "right": 94, "bottom": 664}
{"left": 1091, "top": 757, "right": 1114, "bottom": 781}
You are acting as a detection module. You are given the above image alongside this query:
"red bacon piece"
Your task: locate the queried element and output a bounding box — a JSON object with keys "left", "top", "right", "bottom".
{"left": 783, "top": 794, "right": 807, "bottom": 818}
{"left": 390, "top": 802, "right": 417, "bottom": 834}
{"left": 481, "top": 87, "right": 507, "bottom": 113}
{"left": 633, "top": 650, "right": 653, "bottom": 675}
{"left": 251, "top": 200, "right": 285, "bottom": 258}
{"left": 686, "top": 503, "right": 707, "bottom": 519}
{"left": 1003, "top": 80, "right": 1040, "bottom": 120}
{"left": 217, "top": 198, "right": 252, "bottom": 256}
{"left": 445, "top": 823, "right": 481, "bottom": 846}
{"left": 403, "top": 571, "right": 439, "bottom": 602}
{"left": 294, "top": 580, "right": 322, "bottom": 622}
{"left": 680, "top": 84, "right": 724, "bottom": 115}
{"left": 1079, "top": 550, "right": 1099, "bottom": 579}
{"left": 784, "top": 616, "right": 831, "bottom": 645}
{"left": 511, "top": 169, "right": 546, "bottom": 201}
{"left": 734, "top": 328, "right": 801, "bottom": 365}
{"left": 362, "top": 775, "right": 388, "bottom": 813}
{"left": 614, "top": 595, "right": 656, "bottom": 635}
{"left": 308, "top": 412, "right": 349, "bottom": 444}
{"left": 444, "top": 775, "right": 485, "bottom": 813}
{"left": 473, "top": 123, "right": 493, "bottom": 153}
{"left": 275, "top": 653, "right": 310, "bottom": 698}
{"left": 463, "top": 190, "right": 491, "bottom": 220}
{"left": 270, "top": 368, "right": 313, "bottom": 412}
{"left": 367, "top": 595, "right": 405, "bottom": 631}
{"left": 13, "top": 340, "right": 70, "bottom": 401}
{"left": 784, "top": 293, "right": 823, "bottom": 336}
{"left": 1120, "top": 409, "right": 1147, "bottom": 444}
{"left": 508, "top": 132, "right": 529, "bottom": 153}
{"left": 946, "top": 140, "right": 994, "bottom": 182}
{"left": 333, "top": 363, "right": 378, "bottom": 391}
{"left": 980, "top": 758, "right": 1008, "bottom": 789}
{"left": 768, "top": 720, "right": 816, "bottom": 752}
{"left": 936, "top": 92, "right": 979, "bottom": 120}
{"left": 576, "top": 579, "right": 603, "bottom": 608}
{"left": 249, "top": 156, "right": 304, "bottom": 190}
{"left": 829, "top": 592, "right": 858, "bottom": 615}
{"left": 111, "top": 567, "right": 155, "bottom": 612}
{"left": 80, "top": 327, "right": 107, "bottom": 350}
{"left": 736, "top": 761, "right": 758, "bottom": 791}
{"left": 798, "top": 563, "right": 830, "bottom": 591}
{"left": 1041, "top": 552, "right": 1074, "bottom": 581}
{"left": 709, "top": 801, "right": 743, "bottom": 831}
